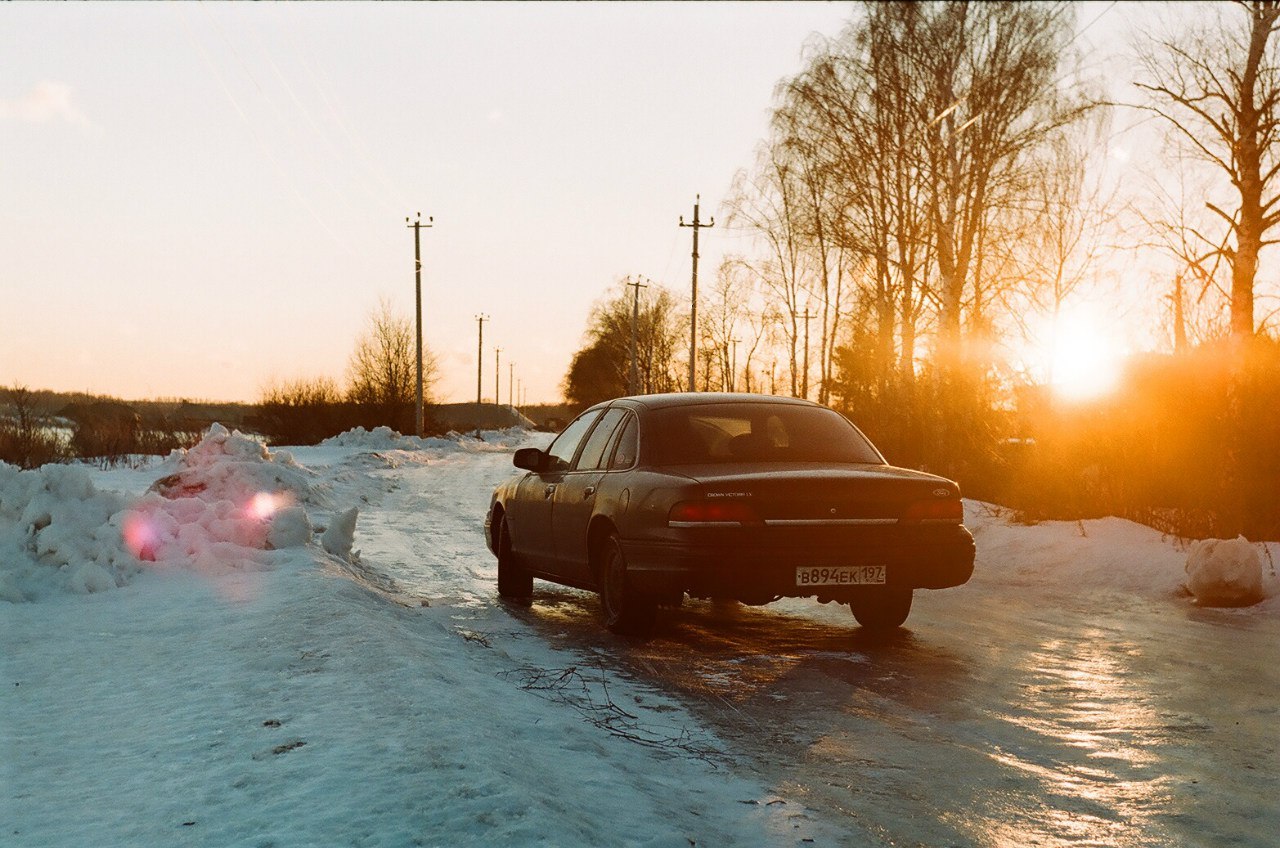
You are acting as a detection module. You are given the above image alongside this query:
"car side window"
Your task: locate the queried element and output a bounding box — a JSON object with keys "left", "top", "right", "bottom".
{"left": 574, "top": 408, "right": 627, "bottom": 471}
{"left": 607, "top": 415, "right": 639, "bottom": 470}
{"left": 545, "top": 410, "right": 602, "bottom": 472}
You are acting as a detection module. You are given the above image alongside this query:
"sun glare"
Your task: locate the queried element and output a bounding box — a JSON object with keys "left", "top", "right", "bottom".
{"left": 1035, "top": 305, "right": 1126, "bottom": 402}
{"left": 248, "top": 492, "right": 285, "bottom": 520}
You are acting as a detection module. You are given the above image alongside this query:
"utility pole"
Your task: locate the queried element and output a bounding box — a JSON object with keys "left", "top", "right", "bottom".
{"left": 495, "top": 347, "right": 501, "bottom": 406}
{"left": 679, "top": 195, "right": 714, "bottom": 392}
{"left": 801, "top": 310, "right": 816, "bottom": 400}
{"left": 406, "top": 212, "right": 433, "bottom": 437}
{"left": 508, "top": 362, "right": 515, "bottom": 407}
{"left": 730, "top": 338, "right": 740, "bottom": 392}
{"left": 626, "top": 277, "right": 648, "bottom": 395}
{"left": 475, "top": 314, "right": 489, "bottom": 405}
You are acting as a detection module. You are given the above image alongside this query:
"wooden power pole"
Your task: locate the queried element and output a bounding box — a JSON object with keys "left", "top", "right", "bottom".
{"left": 679, "top": 195, "right": 714, "bottom": 392}
{"left": 626, "top": 277, "right": 648, "bottom": 395}
{"left": 475, "top": 314, "right": 489, "bottom": 405}
{"left": 407, "top": 212, "right": 433, "bottom": 437}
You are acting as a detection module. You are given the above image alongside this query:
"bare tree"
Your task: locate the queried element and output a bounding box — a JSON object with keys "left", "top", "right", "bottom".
{"left": 727, "top": 145, "right": 816, "bottom": 397}
{"left": 910, "top": 2, "right": 1088, "bottom": 368}
{"left": 998, "top": 129, "right": 1118, "bottom": 384}
{"left": 0, "top": 384, "right": 65, "bottom": 468}
{"left": 778, "top": 14, "right": 931, "bottom": 398}
{"left": 1130, "top": 160, "right": 1234, "bottom": 351}
{"left": 1135, "top": 1, "right": 1280, "bottom": 340}
{"left": 701, "top": 259, "right": 759, "bottom": 391}
{"left": 347, "top": 299, "right": 438, "bottom": 412}
{"left": 563, "top": 281, "right": 683, "bottom": 408}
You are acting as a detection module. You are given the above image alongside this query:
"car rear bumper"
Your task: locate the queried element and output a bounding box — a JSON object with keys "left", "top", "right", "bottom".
{"left": 620, "top": 525, "right": 976, "bottom": 599}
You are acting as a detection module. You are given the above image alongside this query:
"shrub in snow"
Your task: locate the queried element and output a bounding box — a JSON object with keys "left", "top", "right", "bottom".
{"left": 1185, "top": 537, "right": 1264, "bottom": 607}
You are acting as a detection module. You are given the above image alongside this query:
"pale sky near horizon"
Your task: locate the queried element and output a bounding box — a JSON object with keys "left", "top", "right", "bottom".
{"left": 2, "top": 1, "right": 860, "bottom": 405}
{"left": 3, "top": 1, "right": 1143, "bottom": 406}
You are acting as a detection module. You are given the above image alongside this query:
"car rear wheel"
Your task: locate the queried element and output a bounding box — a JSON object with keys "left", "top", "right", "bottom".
{"left": 599, "top": 532, "right": 656, "bottom": 635}
{"left": 848, "top": 587, "right": 913, "bottom": 630}
{"left": 496, "top": 516, "right": 532, "bottom": 599}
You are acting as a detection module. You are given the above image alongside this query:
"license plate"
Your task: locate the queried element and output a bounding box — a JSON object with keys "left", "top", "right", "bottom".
{"left": 795, "top": 565, "right": 886, "bottom": 587}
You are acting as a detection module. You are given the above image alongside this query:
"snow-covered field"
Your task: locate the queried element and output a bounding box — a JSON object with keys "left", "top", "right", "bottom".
{"left": 2, "top": 425, "right": 1276, "bottom": 847}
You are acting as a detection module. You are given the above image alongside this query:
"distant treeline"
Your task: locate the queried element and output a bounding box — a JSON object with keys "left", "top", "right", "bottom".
{"left": 0, "top": 387, "right": 253, "bottom": 469}
{"left": 0, "top": 380, "right": 570, "bottom": 471}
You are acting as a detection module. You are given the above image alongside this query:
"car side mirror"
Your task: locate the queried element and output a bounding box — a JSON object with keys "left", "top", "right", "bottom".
{"left": 513, "top": 447, "right": 547, "bottom": 472}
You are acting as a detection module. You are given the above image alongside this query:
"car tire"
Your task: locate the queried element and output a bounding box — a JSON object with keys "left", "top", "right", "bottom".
{"left": 496, "top": 516, "right": 532, "bottom": 599}
{"left": 848, "top": 587, "right": 913, "bottom": 630}
{"left": 599, "top": 532, "right": 656, "bottom": 635}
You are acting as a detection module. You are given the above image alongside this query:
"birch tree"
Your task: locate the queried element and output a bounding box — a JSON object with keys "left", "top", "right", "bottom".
{"left": 1135, "top": 0, "right": 1280, "bottom": 341}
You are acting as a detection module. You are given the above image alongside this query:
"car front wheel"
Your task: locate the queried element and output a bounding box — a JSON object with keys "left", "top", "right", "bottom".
{"left": 496, "top": 515, "right": 532, "bottom": 600}
{"left": 599, "top": 532, "right": 656, "bottom": 635}
{"left": 848, "top": 587, "right": 913, "bottom": 630}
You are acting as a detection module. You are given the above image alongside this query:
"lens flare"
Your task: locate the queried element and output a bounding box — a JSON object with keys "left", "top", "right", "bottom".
{"left": 248, "top": 492, "right": 283, "bottom": 520}
{"left": 122, "top": 511, "right": 160, "bottom": 561}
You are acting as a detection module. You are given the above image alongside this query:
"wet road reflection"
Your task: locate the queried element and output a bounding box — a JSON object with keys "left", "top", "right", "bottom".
{"left": 503, "top": 585, "right": 1278, "bottom": 848}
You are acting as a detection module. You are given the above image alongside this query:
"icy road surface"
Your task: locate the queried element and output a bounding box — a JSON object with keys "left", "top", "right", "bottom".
{"left": 351, "top": 442, "right": 1279, "bottom": 848}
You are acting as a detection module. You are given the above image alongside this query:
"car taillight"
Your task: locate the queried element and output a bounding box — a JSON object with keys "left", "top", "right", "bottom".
{"left": 668, "top": 500, "right": 760, "bottom": 525}
{"left": 900, "top": 499, "right": 963, "bottom": 523}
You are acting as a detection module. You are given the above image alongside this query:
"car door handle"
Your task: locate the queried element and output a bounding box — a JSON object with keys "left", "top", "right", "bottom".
{"left": 544, "top": 484, "right": 557, "bottom": 499}
{"left": 582, "top": 486, "right": 596, "bottom": 499}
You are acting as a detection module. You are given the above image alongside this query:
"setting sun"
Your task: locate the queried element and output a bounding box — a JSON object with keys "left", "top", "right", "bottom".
{"left": 1032, "top": 304, "right": 1127, "bottom": 401}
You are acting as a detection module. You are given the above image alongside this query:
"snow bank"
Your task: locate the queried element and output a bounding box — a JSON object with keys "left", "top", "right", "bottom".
{"left": 152, "top": 423, "right": 327, "bottom": 507}
{"left": 0, "top": 462, "right": 135, "bottom": 602}
{"left": 320, "top": 425, "right": 532, "bottom": 453}
{"left": 0, "top": 424, "right": 350, "bottom": 603}
{"left": 966, "top": 502, "right": 1279, "bottom": 610}
{"left": 1185, "top": 536, "right": 1265, "bottom": 607}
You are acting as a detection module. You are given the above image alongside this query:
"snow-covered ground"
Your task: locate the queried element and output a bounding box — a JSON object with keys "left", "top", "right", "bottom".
{"left": 2, "top": 425, "right": 1276, "bottom": 847}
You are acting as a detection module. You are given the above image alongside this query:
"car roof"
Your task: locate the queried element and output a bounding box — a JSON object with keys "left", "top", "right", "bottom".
{"left": 595, "top": 392, "right": 822, "bottom": 412}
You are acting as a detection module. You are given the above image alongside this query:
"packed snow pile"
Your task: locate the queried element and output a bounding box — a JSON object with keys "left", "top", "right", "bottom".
{"left": 0, "top": 462, "right": 135, "bottom": 603}
{"left": 320, "top": 425, "right": 459, "bottom": 452}
{"left": 1185, "top": 536, "right": 1266, "bottom": 607}
{"left": 0, "top": 424, "right": 355, "bottom": 603}
{"left": 152, "top": 423, "right": 327, "bottom": 507}
{"left": 320, "top": 425, "right": 532, "bottom": 452}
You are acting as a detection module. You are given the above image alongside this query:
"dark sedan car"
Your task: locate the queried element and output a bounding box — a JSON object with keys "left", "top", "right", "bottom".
{"left": 485, "top": 393, "right": 974, "bottom": 634}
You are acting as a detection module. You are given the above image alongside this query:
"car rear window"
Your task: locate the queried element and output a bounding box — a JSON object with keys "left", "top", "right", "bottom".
{"left": 647, "top": 403, "right": 884, "bottom": 465}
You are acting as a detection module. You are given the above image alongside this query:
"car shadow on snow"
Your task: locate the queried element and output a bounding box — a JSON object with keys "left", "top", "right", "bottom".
{"left": 501, "top": 587, "right": 976, "bottom": 729}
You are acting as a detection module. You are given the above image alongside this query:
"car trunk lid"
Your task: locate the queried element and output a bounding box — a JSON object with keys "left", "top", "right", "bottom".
{"left": 672, "top": 462, "right": 960, "bottom": 524}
